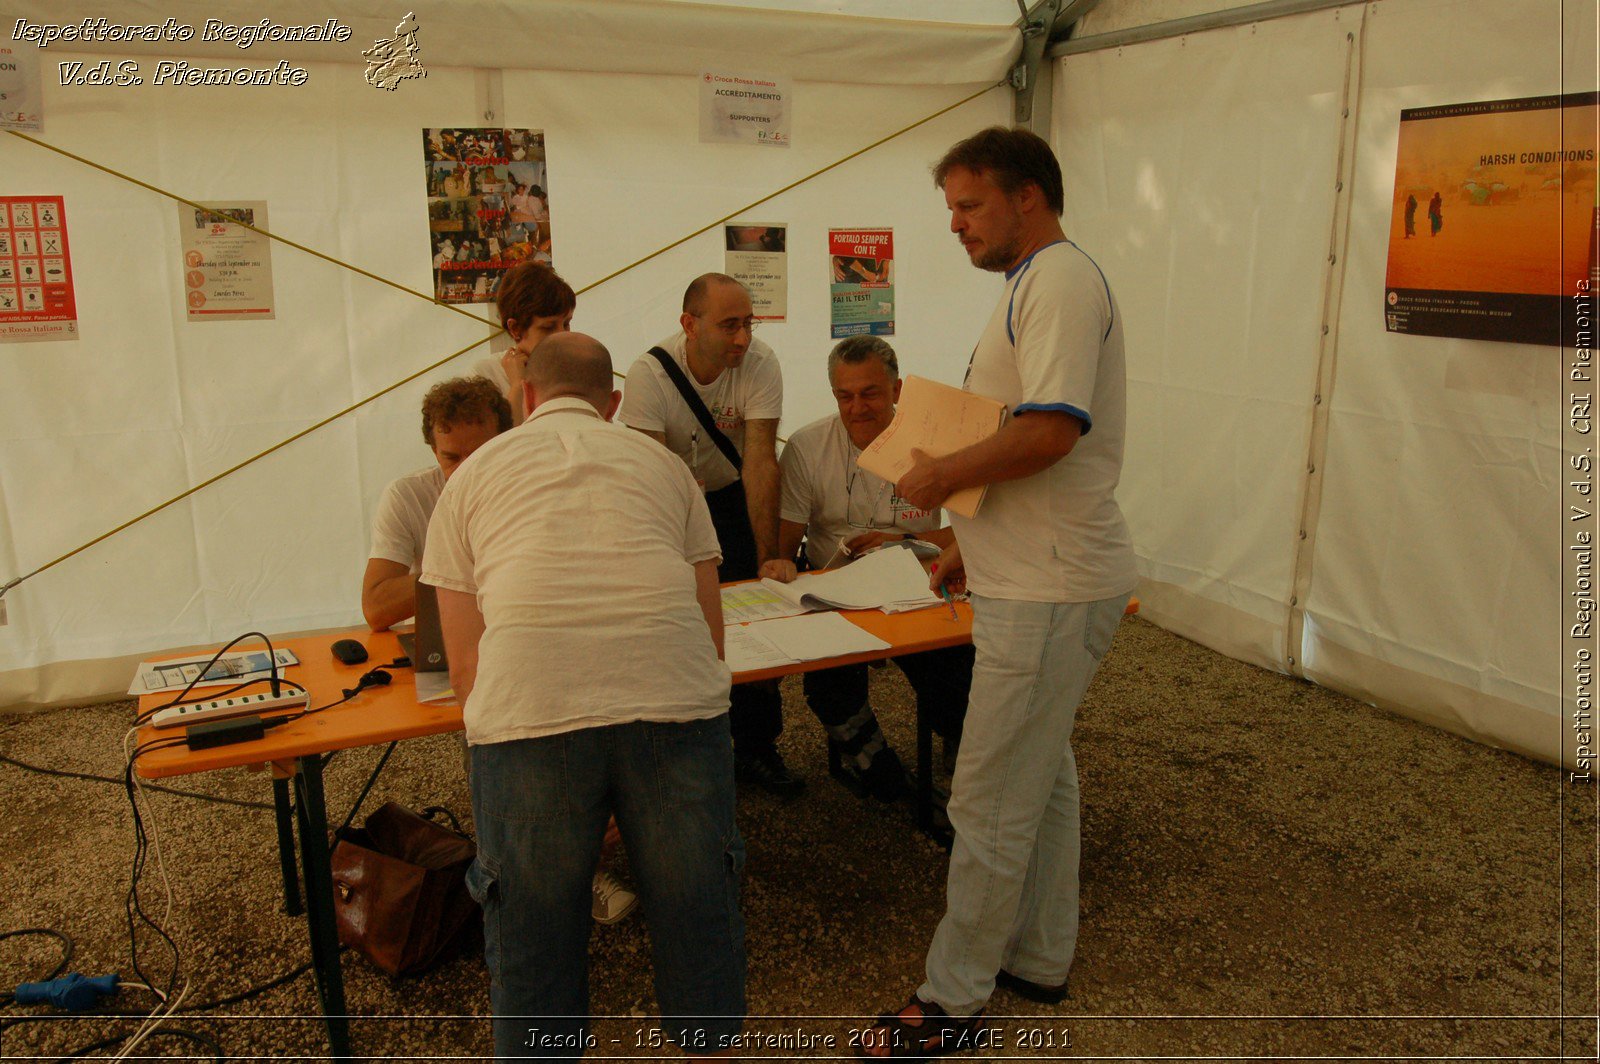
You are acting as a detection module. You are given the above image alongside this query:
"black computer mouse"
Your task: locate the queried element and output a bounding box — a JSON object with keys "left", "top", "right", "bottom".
{"left": 331, "top": 638, "right": 369, "bottom": 665}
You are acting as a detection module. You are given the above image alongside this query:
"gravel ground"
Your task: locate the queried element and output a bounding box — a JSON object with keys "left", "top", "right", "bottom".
{"left": 0, "top": 616, "right": 1594, "bottom": 1061}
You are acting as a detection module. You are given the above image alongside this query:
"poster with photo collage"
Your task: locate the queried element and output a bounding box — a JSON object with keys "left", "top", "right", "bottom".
{"left": 424, "top": 127, "right": 551, "bottom": 305}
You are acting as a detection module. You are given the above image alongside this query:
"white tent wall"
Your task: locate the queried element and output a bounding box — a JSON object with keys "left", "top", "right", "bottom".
{"left": 1053, "top": 6, "right": 1355, "bottom": 673}
{"left": 1303, "top": 0, "right": 1592, "bottom": 766}
{"left": 1053, "top": 0, "right": 1595, "bottom": 767}
{"left": 0, "top": 5, "right": 1015, "bottom": 710}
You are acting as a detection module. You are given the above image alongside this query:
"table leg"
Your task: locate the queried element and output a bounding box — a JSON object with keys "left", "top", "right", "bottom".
{"left": 293, "top": 755, "right": 351, "bottom": 1058}
{"left": 916, "top": 705, "right": 933, "bottom": 835}
{"left": 914, "top": 707, "right": 953, "bottom": 850}
{"left": 271, "top": 776, "right": 303, "bottom": 916}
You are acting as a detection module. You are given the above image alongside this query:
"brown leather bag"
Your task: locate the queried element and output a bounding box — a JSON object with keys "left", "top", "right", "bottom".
{"left": 330, "top": 803, "right": 480, "bottom": 977}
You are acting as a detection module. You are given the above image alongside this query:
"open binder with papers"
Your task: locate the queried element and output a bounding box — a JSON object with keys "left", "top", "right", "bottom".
{"left": 759, "top": 544, "right": 942, "bottom": 614}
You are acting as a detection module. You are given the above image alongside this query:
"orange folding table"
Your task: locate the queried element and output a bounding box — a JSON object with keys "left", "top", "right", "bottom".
{"left": 134, "top": 597, "right": 973, "bottom": 1057}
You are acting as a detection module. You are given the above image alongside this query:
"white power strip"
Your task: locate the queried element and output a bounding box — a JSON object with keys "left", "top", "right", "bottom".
{"left": 150, "top": 688, "right": 310, "bottom": 729}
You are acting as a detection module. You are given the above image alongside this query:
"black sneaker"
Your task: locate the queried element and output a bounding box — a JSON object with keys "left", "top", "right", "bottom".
{"left": 829, "top": 743, "right": 910, "bottom": 803}
{"left": 996, "top": 968, "right": 1069, "bottom": 1004}
{"left": 735, "top": 747, "right": 806, "bottom": 800}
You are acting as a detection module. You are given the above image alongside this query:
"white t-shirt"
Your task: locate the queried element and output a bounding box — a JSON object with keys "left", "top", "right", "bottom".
{"left": 952, "top": 240, "right": 1138, "bottom": 603}
{"left": 618, "top": 331, "right": 783, "bottom": 492}
{"left": 420, "top": 397, "right": 730, "bottom": 746}
{"left": 780, "top": 414, "right": 941, "bottom": 571}
{"left": 369, "top": 464, "right": 445, "bottom": 571}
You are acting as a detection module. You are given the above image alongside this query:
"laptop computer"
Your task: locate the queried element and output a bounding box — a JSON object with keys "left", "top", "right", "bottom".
{"left": 396, "top": 577, "right": 448, "bottom": 673}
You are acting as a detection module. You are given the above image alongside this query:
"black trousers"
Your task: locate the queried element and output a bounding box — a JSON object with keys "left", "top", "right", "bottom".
{"left": 706, "top": 480, "right": 783, "bottom": 751}
{"left": 802, "top": 644, "right": 974, "bottom": 743}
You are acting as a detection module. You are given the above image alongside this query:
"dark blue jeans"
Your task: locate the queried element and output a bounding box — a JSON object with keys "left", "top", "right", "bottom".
{"left": 706, "top": 480, "right": 785, "bottom": 752}
{"left": 467, "top": 716, "right": 746, "bottom": 1059}
{"left": 802, "top": 644, "right": 975, "bottom": 743}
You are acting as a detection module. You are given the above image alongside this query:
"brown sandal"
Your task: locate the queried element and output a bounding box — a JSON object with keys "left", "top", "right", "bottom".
{"left": 855, "top": 994, "right": 987, "bottom": 1059}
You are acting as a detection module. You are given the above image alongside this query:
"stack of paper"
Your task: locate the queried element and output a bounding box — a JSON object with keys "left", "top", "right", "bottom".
{"left": 720, "top": 583, "right": 810, "bottom": 624}
{"left": 724, "top": 612, "right": 891, "bottom": 674}
{"left": 759, "top": 544, "right": 942, "bottom": 614}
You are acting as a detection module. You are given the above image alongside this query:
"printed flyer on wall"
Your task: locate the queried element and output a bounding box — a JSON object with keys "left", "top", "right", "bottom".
{"left": 180, "top": 201, "right": 275, "bottom": 321}
{"left": 829, "top": 228, "right": 894, "bottom": 338}
{"left": 699, "top": 71, "right": 790, "bottom": 147}
{"left": 725, "top": 223, "right": 787, "bottom": 321}
{"left": 425, "top": 128, "right": 551, "bottom": 305}
{"left": 0, "top": 196, "right": 77, "bottom": 343}
{"left": 0, "top": 45, "right": 43, "bottom": 132}
{"left": 1383, "top": 91, "right": 1598, "bottom": 346}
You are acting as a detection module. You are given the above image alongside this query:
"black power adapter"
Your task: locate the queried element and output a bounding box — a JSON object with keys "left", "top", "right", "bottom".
{"left": 186, "top": 715, "right": 267, "bottom": 750}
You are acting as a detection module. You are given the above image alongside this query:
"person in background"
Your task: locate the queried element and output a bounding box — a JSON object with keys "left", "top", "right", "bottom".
{"left": 619, "top": 273, "right": 802, "bottom": 800}
{"left": 472, "top": 260, "right": 576, "bottom": 425}
{"left": 362, "top": 376, "right": 510, "bottom": 632}
{"left": 766, "top": 335, "right": 970, "bottom": 801}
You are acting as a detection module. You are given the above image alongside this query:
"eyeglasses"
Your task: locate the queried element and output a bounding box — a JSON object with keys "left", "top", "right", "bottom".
{"left": 706, "top": 316, "right": 759, "bottom": 337}
{"left": 846, "top": 466, "right": 895, "bottom": 531}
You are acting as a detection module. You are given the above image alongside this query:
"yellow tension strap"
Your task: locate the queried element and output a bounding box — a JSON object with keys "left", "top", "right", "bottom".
{"left": 0, "top": 329, "right": 504, "bottom": 600}
{"left": 0, "top": 79, "right": 1001, "bottom": 596}
{"left": 574, "top": 79, "right": 1002, "bottom": 295}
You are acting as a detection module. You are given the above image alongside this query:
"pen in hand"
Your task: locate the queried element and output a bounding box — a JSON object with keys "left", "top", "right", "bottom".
{"left": 931, "top": 563, "right": 959, "bottom": 621}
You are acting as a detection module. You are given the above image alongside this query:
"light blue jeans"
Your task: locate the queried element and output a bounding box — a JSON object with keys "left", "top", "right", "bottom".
{"left": 920, "top": 591, "right": 1129, "bottom": 1015}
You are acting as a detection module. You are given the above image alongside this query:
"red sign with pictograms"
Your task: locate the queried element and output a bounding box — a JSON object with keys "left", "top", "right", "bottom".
{"left": 0, "top": 195, "right": 77, "bottom": 343}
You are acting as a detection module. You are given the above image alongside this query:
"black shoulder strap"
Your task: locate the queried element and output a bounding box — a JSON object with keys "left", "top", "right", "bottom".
{"left": 647, "top": 346, "right": 742, "bottom": 473}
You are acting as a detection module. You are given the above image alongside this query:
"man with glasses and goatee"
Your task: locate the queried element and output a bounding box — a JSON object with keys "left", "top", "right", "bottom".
{"left": 620, "top": 272, "right": 803, "bottom": 799}
{"left": 764, "top": 336, "right": 972, "bottom": 802}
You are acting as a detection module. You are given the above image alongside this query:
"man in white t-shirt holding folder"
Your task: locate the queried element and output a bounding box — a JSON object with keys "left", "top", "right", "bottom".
{"left": 860, "top": 126, "right": 1137, "bottom": 1055}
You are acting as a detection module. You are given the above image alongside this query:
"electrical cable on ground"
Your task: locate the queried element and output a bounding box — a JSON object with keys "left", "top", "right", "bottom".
{"left": 0, "top": 752, "right": 273, "bottom": 809}
{"left": 3, "top": 713, "right": 398, "bottom": 1057}
{"left": 56, "top": 1025, "right": 225, "bottom": 1063}
{"left": 121, "top": 735, "right": 185, "bottom": 1003}
{"left": 0, "top": 928, "right": 73, "bottom": 1007}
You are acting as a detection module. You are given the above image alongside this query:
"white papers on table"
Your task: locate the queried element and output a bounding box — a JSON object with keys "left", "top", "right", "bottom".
{"left": 759, "top": 612, "right": 891, "bottom": 659}
{"left": 724, "top": 623, "right": 799, "bottom": 673}
{"left": 856, "top": 375, "right": 1006, "bottom": 518}
{"left": 724, "top": 612, "right": 892, "bottom": 673}
{"left": 759, "top": 544, "right": 942, "bottom": 614}
{"left": 721, "top": 583, "right": 810, "bottom": 624}
{"left": 415, "top": 671, "right": 456, "bottom": 705}
{"left": 130, "top": 648, "right": 300, "bottom": 695}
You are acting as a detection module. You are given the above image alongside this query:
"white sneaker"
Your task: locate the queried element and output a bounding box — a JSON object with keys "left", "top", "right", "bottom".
{"left": 592, "top": 871, "right": 639, "bottom": 924}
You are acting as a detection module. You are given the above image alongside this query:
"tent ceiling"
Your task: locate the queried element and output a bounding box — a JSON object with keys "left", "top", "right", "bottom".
{"left": 661, "top": 0, "right": 1026, "bottom": 24}
{"left": 10, "top": 0, "right": 1024, "bottom": 85}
